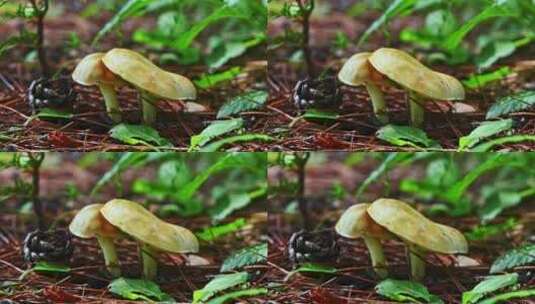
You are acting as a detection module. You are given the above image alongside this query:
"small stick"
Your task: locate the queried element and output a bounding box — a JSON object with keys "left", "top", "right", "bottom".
{"left": 29, "top": 0, "right": 50, "bottom": 78}
{"left": 296, "top": 0, "right": 315, "bottom": 78}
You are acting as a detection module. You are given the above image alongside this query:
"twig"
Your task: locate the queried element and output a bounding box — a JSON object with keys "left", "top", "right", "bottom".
{"left": 296, "top": 0, "right": 314, "bottom": 78}
{"left": 27, "top": 152, "right": 45, "bottom": 230}
{"left": 294, "top": 152, "right": 310, "bottom": 230}
{"left": 28, "top": 0, "right": 50, "bottom": 78}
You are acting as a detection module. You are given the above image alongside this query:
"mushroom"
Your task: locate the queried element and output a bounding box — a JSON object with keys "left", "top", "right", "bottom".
{"left": 335, "top": 203, "right": 392, "bottom": 278}
{"left": 72, "top": 53, "right": 123, "bottom": 123}
{"left": 102, "top": 49, "right": 197, "bottom": 125}
{"left": 100, "top": 199, "right": 199, "bottom": 280}
{"left": 338, "top": 52, "right": 389, "bottom": 124}
{"left": 368, "top": 48, "right": 465, "bottom": 127}
{"left": 69, "top": 203, "right": 121, "bottom": 277}
{"left": 367, "top": 198, "right": 468, "bottom": 281}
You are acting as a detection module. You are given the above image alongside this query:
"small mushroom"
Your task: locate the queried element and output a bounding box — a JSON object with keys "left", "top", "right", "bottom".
{"left": 72, "top": 53, "right": 123, "bottom": 123}
{"left": 338, "top": 52, "right": 389, "bottom": 124}
{"left": 367, "top": 198, "right": 468, "bottom": 281}
{"left": 69, "top": 204, "right": 121, "bottom": 277}
{"left": 102, "top": 49, "right": 197, "bottom": 125}
{"left": 368, "top": 48, "right": 465, "bottom": 127}
{"left": 335, "top": 203, "right": 392, "bottom": 278}
{"left": 100, "top": 199, "right": 199, "bottom": 280}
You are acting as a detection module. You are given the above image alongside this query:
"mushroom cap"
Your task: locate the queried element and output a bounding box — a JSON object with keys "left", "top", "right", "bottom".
{"left": 100, "top": 199, "right": 199, "bottom": 254}
{"left": 368, "top": 48, "right": 465, "bottom": 101}
{"left": 69, "top": 204, "right": 119, "bottom": 239}
{"left": 102, "top": 48, "right": 197, "bottom": 101}
{"left": 72, "top": 53, "right": 120, "bottom": 86}
{"left": 335, "top": 203, "right": 391, "bottom": 239}
{"left": 367, "top": 198, "right": 468, "bottom": 254}
{"left": 338, "top": 52, "right": 374, "bottom": 86}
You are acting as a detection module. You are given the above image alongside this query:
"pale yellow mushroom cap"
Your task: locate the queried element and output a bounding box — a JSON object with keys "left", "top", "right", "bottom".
{"left": 369, "top": 48, "right": 465, "bottom": 101}
{"left": 69, "top": 204, "right": 119, "bottom": 239}
{"left": 72, "top": 53, "right": 120, "bottom": 86}
{"left": 100, "top": 199, "right": 199, "bottom": 254}
{"left": 338, "top": 52, "right": 378, "bottom": 86}
{"left": 335, "top": 203, "right": 391, "bottom": 239}
{"left": 102, "top": 48, "right": 197, "bottom": 101}
{"left": 367, "top": 198, "right": 468, "bottom": 254}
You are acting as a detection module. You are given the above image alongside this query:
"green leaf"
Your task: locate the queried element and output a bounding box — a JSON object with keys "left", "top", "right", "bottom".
{"left": 91, "top": 153, "right": 149, "bottom": 195}
{"left": 217, "top": 91, "right": 268, "bottom": 119}
{"left": 33, "top": 262, "right": 70, "bottom": 274}
{"left": 109, "top": 124, "right": 171, "bottom": 147}
{"left": 93, "top": 0, "right": 152, "bottom": 45}
{"left": 479, "top": 289, "right": 535, "bottom": 304}
{"left": 358, "top": 0, "right": 417, "bottom": 46}
{"left": 475, "top": 40, "right": 516, "bottom": 70}
{"left": 486, "top": 90, "right": 535, "bottom": 119}
{"left": 221, "top": 243, "right": 268, "bottom": 272}
{"left": 207, "top": 287, "right": 268, "bottom": 304}
{"left": 196, "top": 218, "right": 247, "bottom": 242}
{"left": 458, "top": 119, "right": 513, "bottom": 150}
{"left": 207, "top": 36, "right": 264, "bottom": 69}
{"left": 194, "top": 67, "right": 242, "bottom": 89}
{"left": 285, "top": 263, "right": 337, "bottom": 281}
{"left": 357, "top": 153, "right": 414, "bottom": 198}
{"left": 376, "top": 279, "right": 444, "bottom": 304}
{"left": 443, "top": 4, "right": 517, "bottom": 51}
{"left": 200, "top": 134, "right": 274, "bottom": 152}
{"left": 376, "top": 125, "right": 440, "bottom": 149}
{"left": 490, "top": 244, "right": 535, "bottom": 274}
{"left": 108, "top": 278, "right": 174, "bottom": 302}
{"left": 302, "top": 109, "right": 339, "bottom": 122}
{"left": 463, "top": 67, "right": 512, "bottom": 89}
{"left": 36, "top": 108, "right": 73, "bottom": 120}
{"left": 462, "top": 273, "right": 518, "bottom": 304}
{"left": 173, "top": 6, "right": 245, "bottom": 50}
{"left": 192, "top": 272, "right": 249, "bottom": 303}
{"left": 465, "top": 218, "right": 519, "bottom": 241}
{"left": 471, "top": 135, "right": 535, "bottom": 152}
{"left": 190, "top": 119, "right": 243, "bottom": 150}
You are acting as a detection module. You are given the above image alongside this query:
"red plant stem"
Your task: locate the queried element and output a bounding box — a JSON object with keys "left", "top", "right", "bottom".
{"left": 29, "top": 0, "right": 50, "bottom": 78}
{"left": 296, "top": 0, "right": 314, "bottom": 78}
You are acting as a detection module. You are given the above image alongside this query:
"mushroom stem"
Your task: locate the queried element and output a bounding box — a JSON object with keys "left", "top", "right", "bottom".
{"left": 366, "top": 83, "right": 389, "bottom": 124}
{"left": 408, "top": 91, "right": 424, "bottom": 128}
{"left": 96, "top": 236, "right": 121, "bottom": 277}
{"left": 140, "top": 242, "right": 159, "bottom": 280}
{"left": 408, "top": 245, "right": 426, "bottom": 281}
{"left": 140, "top": 92, "right": 157, "bottom": 125}
{"left": 363, "top": 236, "right": 388, "bottom": 279}
{"left": 99, "top": 83, "right": 122, "bottom": 123}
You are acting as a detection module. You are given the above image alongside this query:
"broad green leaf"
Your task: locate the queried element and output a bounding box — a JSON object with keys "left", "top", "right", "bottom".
{"left": 458, "top": 119, "right": 513, "bottom": 150}
{"left": 376, "top": 125, "right": 440, "bottom": 149}
{"left": 358, "top": 0, "right": 417, "bottom": 46}
{"left": 376, "top": 279, "right": 444, "bottom": 304}
{"left": 108, "top": 278, "right": 174, "bottom": 302}
{"left": 302, "top": 109, "right": 339, "bottom": 122}
{"left": 479, "top": 289, "right": 535, "bottom": 304}
{"left": 207, "top": 288, "right": 268, "bottom": 304}
{"left": 200, "top": 134, "right": 274, "bottom": 152}
{"left": 33, "top": 262, "right": 70, "bottom": 274}
{"left": 471, "top": 135, "right": 535, "bottom": 152}
{"left": 207, "top": 36, "right": 264, "bottom": 69}
{"left": 190, "top": 118, "right": 243, "bottom": 150}
{"left": 462, "top": 273, "right": 518, "bottom": 304}
{"left": 480, "top": 189, "right": 534, "bottom": 222}
{"left": 285, "top": 263, "right": 337, "bottom": 281}
{"left": 91, "top": 152, "right": 149, "bottom": 195}
{"left": 490, "top": 244, "right": 535, "bottom": 274}
{"left": 173, "top": 6, "right": 245, "bottom": 50}
{"left": 486, "top": 90, "right": 535, "bottom": 119}
{"left": 217, "top": 91, "right": 268, "bottom": 119}
{"left": 357, "top": 153, "right": 414, "bottom": 197}
{"left": 93, "top": 0, "right": 152, "bottom": 45}
{"left": 443, "top": 4, "right": 517, "bottom": 51}
{"left": 463, "top": 67, "right": 512, "bottom": 89}
{"left": 192, "top": 272, "right": 248, "bottom": 303}
{"left": 194, "top": 67, "right": 242, "bottom": 89}
{"left": 221, "top": 243, "right": 268, "bottom": 272}
{"left": 196, "top": 218, "right": 247, "bottom": 242}
{"left": 109, "top": 124, "right": 172, "bottom": 148}
{"left": 465, "top": 218, "right": 519, "bottom": 241}
{"left": 475, "top": 40, "right": 516, "bottom": 70}
{"left": 36, "top": 108, "right": 73, "bottom": 120}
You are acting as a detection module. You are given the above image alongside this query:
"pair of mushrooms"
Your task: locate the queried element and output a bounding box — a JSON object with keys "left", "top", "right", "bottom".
{"left": 335, "top": 198, "right": 468, "bottom": 281}
{"left": 338, "top": 48, "right": 465, "bottom": 127}
{"left": 72, "top": 49, "right": 197, "bottom": 125}
{"left": 69, "top": 199, "right": 198, "bottom": 280}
